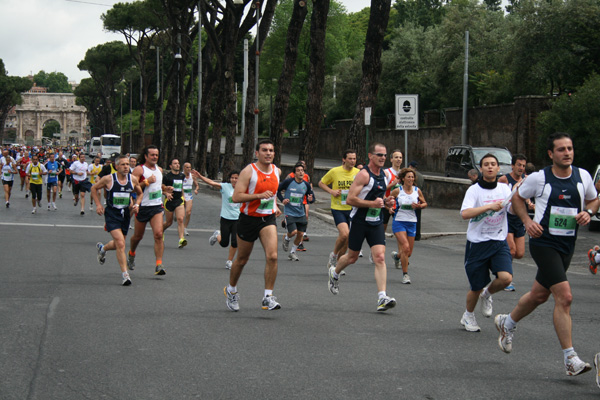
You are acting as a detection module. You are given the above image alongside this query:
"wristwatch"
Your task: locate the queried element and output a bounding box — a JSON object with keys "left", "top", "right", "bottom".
{"left": 586, "top": 209, "right": 594, "bottom": 217}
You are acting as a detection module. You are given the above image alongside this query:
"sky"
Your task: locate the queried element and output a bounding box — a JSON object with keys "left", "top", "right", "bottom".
{"left": 0, "top": 0, "right": 368, "bottom": 83}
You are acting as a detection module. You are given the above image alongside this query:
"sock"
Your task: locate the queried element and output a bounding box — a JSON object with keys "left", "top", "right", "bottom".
{"left": 595, "top": 253, "right": 600, "bottom": 264}
{"left": 156, "top": 259, "right": 162, "bottom": 266}
{"left": 284, "top": 235, "right": 289, "bottom": 241}
{"left": 332, "top": 270, "right": 339, "bottom": 279}
{"left": 504, "top": 314, "right": 517, "bottom": 330}
{"left": 122, "top": 271, "right": 129, "bottom": 278}
{"left": 264, "top": 289, "right": 273, "bottom": 297}
{"left": 481, "top": 287, "right": 491, "bottom": 299}
{"left": 129, "top": 250, "right": 136, "bottom": 257}
{"left": 378, "top": 291, "right": 387, "bottom": 299}
{"left": 563, "top": 347, "right": 576, "bottom": 363}
{"left": 464, "top": 310, "right": 475, "bottom": 317}
{"left": 227, "top": 285, "right": 237, "bottom": 294}
{"left": 291, "top": 245, "right": 298, "bottom": 253}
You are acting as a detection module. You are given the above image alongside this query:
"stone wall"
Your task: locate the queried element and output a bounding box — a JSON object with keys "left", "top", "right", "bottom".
{"left": 283, "top": 95, "right": 552, "bottom": 173}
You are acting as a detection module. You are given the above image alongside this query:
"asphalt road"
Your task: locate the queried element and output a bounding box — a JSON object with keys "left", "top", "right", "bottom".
{"left": 2, "top": 185, "right": 600, "bottom": 399}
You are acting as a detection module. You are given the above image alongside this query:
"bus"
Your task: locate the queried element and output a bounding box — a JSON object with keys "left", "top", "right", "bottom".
{"left": 90, "top": 135, "right": 121, "bottom": 161}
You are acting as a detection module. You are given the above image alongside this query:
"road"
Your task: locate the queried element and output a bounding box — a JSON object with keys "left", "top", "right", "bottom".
{"left": 2, "top": 185, "right": 600, "bottom": 399}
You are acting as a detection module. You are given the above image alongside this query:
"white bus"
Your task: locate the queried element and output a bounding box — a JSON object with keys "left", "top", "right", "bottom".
{"left": 90, "top": 134, "right": 121, "bottom": 160}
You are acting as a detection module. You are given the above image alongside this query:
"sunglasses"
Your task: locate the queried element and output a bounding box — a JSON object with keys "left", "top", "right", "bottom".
{"left": 374, "top": 153, "right": 387, "bottom": 157}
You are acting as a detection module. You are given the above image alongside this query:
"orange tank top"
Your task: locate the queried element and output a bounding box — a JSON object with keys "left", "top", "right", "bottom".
{"left": 240, "top": 163, "right": 280, "bottom": 217}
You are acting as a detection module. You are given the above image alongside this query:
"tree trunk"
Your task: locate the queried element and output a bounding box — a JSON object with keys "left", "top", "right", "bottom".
{"left": 299, "top": 0, "right": 330, "bottom": 179}
{"left": 345, "top": 0, "right": 391, "bottom": 162}
{"left": 270, "top": 0, "right": 308, "bottom": 167}
{"left": 208, "top": 81, "right": 225, "bottom": 179}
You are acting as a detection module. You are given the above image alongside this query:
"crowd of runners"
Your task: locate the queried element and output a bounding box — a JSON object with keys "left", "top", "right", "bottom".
{"left": 3, "top": 132, "right": 600, "bottom": 386}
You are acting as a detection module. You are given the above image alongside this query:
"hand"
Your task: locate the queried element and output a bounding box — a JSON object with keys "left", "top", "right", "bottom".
{"left": 524, "top": 220, "right": 543, "bottom": 238}
{"left": 575, "top": 211, "right": 591, "bottom": 226}
{"left": 96, "top": 205, "right": 104, "bottom": 216}
{"left": 275, "top": 208, "right": 282, "bottom": 217}
{"left": 384, "top": 196, "right": 395, "bottom": 208}
{"left": 307, "top": 194, "right": 313, "bottom": 202}
{"left": 331, "top": 189, "right": 342, "bottom": 197}
{"left": 488, "top": 201, "right": 504, "bottom": 212}
{"left": 258, "top": 190, "right": 274, "bottom": 199}
{"left": 146, "top": 174, "right": 156, "bottom": 184}
{"left": 373, "top": 198, "right": 384, "bottom": 208}
{"left": 130, "top": 203, "right": 139, "bottom": 214}
{"left": 283, "top": 199, "right": 290, "bottom": 205}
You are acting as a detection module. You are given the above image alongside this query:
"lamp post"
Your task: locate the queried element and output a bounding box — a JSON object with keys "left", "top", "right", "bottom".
{"left": 254, "top": 0, "right": 261, "bottom": 148}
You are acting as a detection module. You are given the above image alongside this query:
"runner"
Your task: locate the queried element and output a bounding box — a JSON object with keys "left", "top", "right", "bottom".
{"left": 26, "top": 154, "right": 47, "bottom": 214}
{"left": 1, "top": 149, "right": 17, "bottom": 207}
{"left": 88, "top": 156, "right": 103, "bottom": 211}
{"left": 69, "top": 153, "right": 91, "bottom": 215}
{"left": 495, "top": 132, "right": 599, "bottom": 376}
{"left": 389, "top": 167, "right": 427, "bottom": 284}
{"left": 319, "top": 149, "right": 360, "bottom": 271}
{"left": 162, "top": 158, "right": 187, "bottom": 249}
{"left": 498, "top": 154, "right": 529, "bottom": 291}
{"left": 223, "top": 139, "right": 281, "bottom": 312}
{"left": 278, "top": 162, "right": 315, "bottom": 261}
{"left": 44, "top": 152, "right": 61, "bottom": 211}
{"left": 327, "top": 143, "right": 397, "bottom": 312}
{"left": 459, "top": 153, "right": 513, "bottom": 332}
{"left": 93, "top": 155, "right": 143, "bottom": 286}
{"left": 17, "top": 150, "right": 30, "bottom": 197}
{"left": 182, "top": 162, "right": 198, "bottom": 236}
{"left": 127, "top": 145, "right": 166, "bottom": 276}
{"left": 193, "top": 170, "right": 240, "bottom": 269}
{"left": 56, "top": 151, "right": 69, "bottom": 198}
{"left": 383, "top": 149, "right": 403, "bottom": 232}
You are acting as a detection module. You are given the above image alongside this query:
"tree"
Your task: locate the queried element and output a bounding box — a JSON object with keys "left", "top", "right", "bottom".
{"left": 74, "top": 78, "right": 104, "bottom": 137}
{"left": 33, "top": 71, "right": 72, "bottom": 93}
{"left": 269, "top": 0, "right": 309, "bottom": 167}
{"left": 0, "top": 59, "right": 33, "bottom": 141}
{"left": 536, "top": 74, "right": 600, "bottom": 173}
{"left": 345, "top": 0, "right": 392, "bottom": 162}
{"left": 78, "top": 41, "right": 134, "bottom": 136}
{"left": 299, "top": 0, "right": 331, "bottom": 177}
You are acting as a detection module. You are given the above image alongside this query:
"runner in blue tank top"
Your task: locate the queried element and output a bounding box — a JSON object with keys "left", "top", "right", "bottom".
{"left": 495, "top": 132, "right": 599, "bottom": 377}
{"left": 328, "top": 143, "right": 397, "bottom": 312}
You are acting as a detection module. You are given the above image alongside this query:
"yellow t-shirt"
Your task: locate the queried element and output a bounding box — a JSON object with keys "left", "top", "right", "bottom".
{"left": 89, "top": 164, "right": 102, "bottom": 184}
{"left": 320, "top": 166, "right": 360, "bottom": 210}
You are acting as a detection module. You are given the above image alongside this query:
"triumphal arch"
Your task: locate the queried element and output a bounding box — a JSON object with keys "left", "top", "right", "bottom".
{"left": 14, "top": 93, "right": 88, "bottom": 146}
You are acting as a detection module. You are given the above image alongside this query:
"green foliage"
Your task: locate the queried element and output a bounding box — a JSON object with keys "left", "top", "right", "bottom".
{"left": 536, "top": 74, "right": 600, "bottom": 172}
{"left": 33, "top": 71, "right": 72, "bottom": 93}
{"left": 0, "top": 59, "right": 33, "bottom": 137}
{"left": 42, "top": 120, "right": 61, "bottom": 138}
{"left": 391, "top": 0, "right": 446, "bottom": 30}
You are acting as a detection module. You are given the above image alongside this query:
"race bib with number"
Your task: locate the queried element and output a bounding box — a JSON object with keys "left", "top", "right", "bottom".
{"left": 149, "top": 190, "right": 162, "bottom": 200}
{"left": 289, "top": 194, "right": 302, "bottom": 206}
{"left": 366, "top": 207, "right": 382, "bottom": 222}
{"left": 173, "top": 179, "right": 183, "bottom": 191}
{"left": 341, "top": 189, "right": 349, "bottom": 205}
{"left": 258, "top": 198, "right": 274, "bottom": 212}
{"left": 112, "top": 192, "right": 131, "bottom": 209}
{"left": 3, "top": 172, "right": 10, "bottom": 179}
{"left": 548, "top": 206, "right": 577, "bottom": 236}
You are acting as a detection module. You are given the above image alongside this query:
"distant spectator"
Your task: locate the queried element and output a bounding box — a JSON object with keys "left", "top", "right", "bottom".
{"left": 468, "top": 169, "right": 479, "bottom": 184}
{"left": 525, "top": 162, "right": 536, "bottom": 175}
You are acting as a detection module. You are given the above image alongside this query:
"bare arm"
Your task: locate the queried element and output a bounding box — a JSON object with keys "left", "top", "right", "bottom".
{"left": 461, "top": 201, "right": 504, "bottom": 220}
{"left": 347, "top": 170, "right": 385, "bottom": 209}
{"left": 191, "top": 169, "right": 221, "bottom": 189}
{"left": 318, "top": 180, "right": 341, "bottom": 197}
{"left": 231, "top": 165, "right": 273, "bottom": 203}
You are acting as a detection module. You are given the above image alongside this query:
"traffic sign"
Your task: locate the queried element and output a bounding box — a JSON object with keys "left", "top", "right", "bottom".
{"left": 395, "top": 94, "right": 419, "bottom": 130}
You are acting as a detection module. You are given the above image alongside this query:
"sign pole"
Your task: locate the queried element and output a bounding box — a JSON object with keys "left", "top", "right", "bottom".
{"left": 365, "top": 107, "right": 372, "bottom": 162}
{"left": 404, "top": 129, "right": 408, "bottom": 168}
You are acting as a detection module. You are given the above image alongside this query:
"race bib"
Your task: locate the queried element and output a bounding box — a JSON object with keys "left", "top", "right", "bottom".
{"left": 341, "top": 189, "right": 349, "bottom": 205}
{"left": 366, "top": 207, "right": 382, "bottom": 222}
{"left": 173, "top": 179, "right": 183, "bottom": 191}
{"left": 112, "top": 192, "right": 130, "bottom": 209}
{"left": 400, "top": 204, "right": 413, "bottom": 210}
{"left": 289, "top": 194, "right": 302, "bottom": 206}
{"left": 3, "top": 172, "right": 10, "bottom": 178}
{"left": 183, "top": 188, "right": 192, "bottom": 194}
{"left": 549, "top": 206, "right": 577, "bottom": 236}
{"left": 49, "top": 172, "right": 56, "bottom": 178}
{"left": 258, "top": 198, "right": 274, "bottom": 212}
{"left": 149, "top": 190, "right": 162, "bottom": 200}
{"left": 31, "top": 173, "right": 39, "bottom": 180}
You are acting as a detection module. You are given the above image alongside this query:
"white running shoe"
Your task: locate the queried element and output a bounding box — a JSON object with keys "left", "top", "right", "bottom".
{"left": 31, "top": 208, "right": 36, "bottom": 214}
{"left": 209, "top": 230, "right": 220, "bottom": 246}
{"left": 288, "top": 252, "right": 299, "bottom": 261}
{"left": 122, "top": 272, "right": 132, "bottom": 286}
{"left": 282, "top": 236, "right": 290, "bottom": 252}
{"left": 224, "top": 287, "right": 239, "bottom": 311}
{"left": 262, "top": 295, "right": 281, "bottom": 310}
{"left": 327, "top": 252, "right": 337, "bottom": 268}
{"left": 225, "top": 260, "right": 232, "bottom": 270}
{"left": 328, "top": 266, "right": 339, "bottom": 295}
{"left": 494, "top": 314, "right": 515, "bottom": 353}
{"left": 185, "top": 228, "right": 189, "bottom": 236}
{"left": 391, "top": 251, "right": 400, "bottom": 269}
{"left": 461, "top": 312, "right": 481, "bottom": 332}
{"left": 52, "top": 202, "right": 57, "bottom": 210}
{"left": 96, "top": 242, "right": 106, "bottom": 265}
{"left": 565, "top": 353, "right": 592, "bottom": 376}
{"left": 479, "top": 293, "right": 493, "bottom": 317}
{"left": 402, "top": 273, "right": 411, "bottom": 284}
{"left": 377, "top": 296, "right": 397, "bottom": 311}
{"left": 359, "top": 250, "right": 363, "bottom": 257}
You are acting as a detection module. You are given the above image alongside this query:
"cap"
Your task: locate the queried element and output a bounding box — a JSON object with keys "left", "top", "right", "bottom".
{"left": 408, "top": 161, "right": 418, "bottom": 167}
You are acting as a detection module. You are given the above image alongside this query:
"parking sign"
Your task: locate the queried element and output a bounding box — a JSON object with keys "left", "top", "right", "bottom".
{"left": 395, "top": 94, "right": 419, "bottom": 130}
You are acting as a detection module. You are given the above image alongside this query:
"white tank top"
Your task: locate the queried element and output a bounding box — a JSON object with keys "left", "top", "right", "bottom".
{"left": 141, "top": 165, "right": 163, "bottom": 207}
{"left": 394, "top": 186, "right": 419, "bottom": 223}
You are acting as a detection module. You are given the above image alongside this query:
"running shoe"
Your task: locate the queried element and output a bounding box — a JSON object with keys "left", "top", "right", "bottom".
{"left": 297, "top": 243, "right": 306, "bottom": 251}
{"left": 224, "top": 287, "right": 239, "bottom": 311}
{"left": 25, "top": 193, "right": 28, "bottom": 198}
{"left": 122, "top": 272, "right": 132, "bottom": 286}
{"left": 5, "top": 202, "right": 9, "bottom": 208}
{"left": 185, "top": 228, "right": 189, "bottom": 236}
{"left": 80, "top": 211, "right": 85, "bottom": 216}
{"left": 53, "top": 203, "right": 57, "bottom": 210}
{"left": 402, "top": 273, "right": 411, "bottom": 284}
{"left": 225, "top": 260, "right": 232, "bottom": 270}
{"left": 127, "top": 253, "right": 135, "bottom": 271}
{"left": 282, "top": 236, "right": 290, "bottom": 252}
{"left": 504, "top": 282, "right": 516, "bottom": 291}
{"left": 261, "top": 295, "right": 281, "bottom": 310}
{"left": 48, "top": 204, "right": 51, "bottom": 211}
{"left": 155, "top": 264, "right": 166, "bottom": 275}
{"left": 303, "top": 234, "right": 309, "bottom": 242}
{"left": 74, "top": 198, "right": 78, "bottom": 206}
{"left": 358, "top": 250, "right": 363, "bottom": 257}
{"left": 369, "top": 252, "right": 374, "bottom": 264}
{"left": 565, "top": 353, "right": 592, "bottom": 376}
{"left": 494, "top": 314, "right": 515, "bottom": 353}
{"left": 588, "top": 248, "right": 598, "bottom": 274}
{"left": 479, "top": 292, "right": 493, "bottom": 317}
{"left": 178, "top": 238, "right": 188, "bottom": 249}
{"left": 288, "top": 252, "right": 299, "bottom": 261}
{"left": 38, "top": 200, "right": 41, "bottom": 207}
{"left": 31, "top": 208, "right": 36, "bottom": 214}
{"left": 209, "top": 230, "right": 220, "bottom": 246}
{"left": 391, "top": 251, "right": 400, "bottom": 269}
{"left": 594, "top": 352, "right": 600, "bottom": 387}
{"left": 461, "top": 312, "right": 481, "bottom": 332}
{"left": 96, "top": 242, "right": 106, "bottom": 265}
{"left": 327, "top": 252, "right": 337, "bottom": 269}
{"left": 377, "top": 296, "right": 397, "bottom": 311}
{"left": 328, "top": 266, "right": 339, "bottom": 295}
{"left": 59, "top": 191, "right": 62, "bottom": 198}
